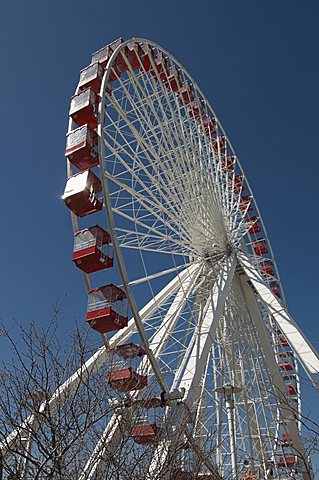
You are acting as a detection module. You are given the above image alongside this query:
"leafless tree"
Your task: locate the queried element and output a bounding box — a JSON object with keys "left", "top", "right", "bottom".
{"left": 1, "top": 315, "right": 316, "bottom": 479}
{"left": 0, "top": 316, "right": 220, "bottom": 480}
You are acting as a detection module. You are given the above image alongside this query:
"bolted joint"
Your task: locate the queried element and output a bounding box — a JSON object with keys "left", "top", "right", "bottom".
{"left": 160, "top": 387, "right": 185, "bottom": 406}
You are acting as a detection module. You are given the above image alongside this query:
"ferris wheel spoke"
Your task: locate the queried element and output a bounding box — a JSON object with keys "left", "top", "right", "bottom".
{"left": 125, "top": 260, "right": 198, "bottom": 287}
{"left": 111, "top": 207, "right": 196, "bottom": 255}
{"left": 141, "top": 265, "right": 203, "bottom": 377}
{"left": 102, "top": 120, "right": 194, "bottom": 226}
{"left": 103, "top": 170, "right": 193, "bottom": 243}
{"left": 106, "top": 67, "right": 227, "bottom": 245}
{"left": 116, "top": 227, "right": 189, "bottom": 252}
{"left": 132, "top": 70, "right": 221, "bottom": 221}
{"left": 177, "top": 255, "right": 236, "bottom": 407}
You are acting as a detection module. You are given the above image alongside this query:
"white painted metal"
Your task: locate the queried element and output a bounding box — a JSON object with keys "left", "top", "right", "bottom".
{"left": 145, "top": 256, "right": 235, "bottom": 479}
{"left": 179, "top": 255, "right": 236, "bottom": 407}
{"left": 239, "top": 273, "right": 312, "bottom": 479}
{"left": 238, "top": 252, "right": 319, "bottom": 390}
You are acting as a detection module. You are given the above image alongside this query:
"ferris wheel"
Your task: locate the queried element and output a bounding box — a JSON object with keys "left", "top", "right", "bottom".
{"left": 4, "top": 38, "right": 319, "bottom": 479}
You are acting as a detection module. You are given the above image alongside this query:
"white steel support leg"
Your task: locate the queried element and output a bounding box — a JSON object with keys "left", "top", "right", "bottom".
{"left": 1, "top": 266, "right": 196, "bottom": 461}
{"left": 238, "top": 252, "right": 319, "bottom": 390}
{"left": 225, "top": 391, "right": 239, "bottom": 480}
{"left": 239, "top": 271, "right": 312, "bottom": 480}
{"left": 146, "top": 255, "right": 236, "bottom": 479}
{"left": 78, "top": 412, "right": 129, "bottom": 480}
{"left": 141, "top": 264, "right": 202, "bottom": 376}
{"left": 180, "top": 254, "right": 236, "bottom": 408}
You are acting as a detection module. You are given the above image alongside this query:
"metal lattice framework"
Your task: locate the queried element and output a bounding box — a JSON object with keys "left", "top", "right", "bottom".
{"left": 2, "top": 38, "right": 319, "bottom": 480}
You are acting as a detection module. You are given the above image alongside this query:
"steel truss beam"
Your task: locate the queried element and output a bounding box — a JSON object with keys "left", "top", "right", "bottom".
{"left": 238, "top": 256, "right": 313, "bottom": 479}
{"left": 238, "top": 252, "right": 319, "bottom": 390}
{"left": 146, "top": 255, "right": 236, "bottom": 479}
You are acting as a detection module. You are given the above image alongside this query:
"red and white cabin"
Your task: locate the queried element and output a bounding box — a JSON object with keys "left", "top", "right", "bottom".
{"left": 239, "top": 195, "right": 253, "bottom": 212}
{"left": 127, "top": 42, "right": 144, "bottom": 71}
{"left": 212, "top": 136, "right": 226, "bottom": 155}
{"left": 65, "top": 124, "right": 99, "bottom": 171}
{"left": 278, "top": 336, "right": 289, "bottom": 347}
{"left": 233, "top": 174, "right": 244, "bottom": 193}
{"left": 91, "top": 38, "right": 124, "bottom": 68}
{"left": 166, "top": 66, "right": 182, "bottom": 92}
{"left": 86, "top": 284, "right": 128, "bottom": 333}
{"left": 109, "top": 343, "right": 146, "bottom": 359}
{"left": 201, "top": 114, "right": 216, "bottom": 139}
{"left": 246, "top": 216, "right": 261, "bottom": 234}
{"left": 179, "top": 82, "right": 195, "bottom": 105}
{"left": 279, "top": 362, "right": 294, "bottom": 371}
{"left": 171, "top": 469, "right": 193, "bottom": 480}
{"left": 140, "top": 46, "right": 156, "bottom": 73}
{"left": 281, "top": 432, "right": 290, "bottom": 447}
{"left": 132, "top": 397, "right": 163, "bottom": 409}
{"left": 277, "top": 455, "right": 296, "bottom": 468}
{"left": 78, "top": 62, "right": 104, "bottom": 95}
{"left": 107, "top": 368, "right": 147, "bottom": 392}
{"left": 188, "top": 99, "right": 205, "bottom": 120}
{"left": 69, "top": 88, "right": 98, "bottom": 129}
{"left": 72, "top": 225, "right": 113, "bottom": 274}
{"left": 252, "top": 239, "right": 268, "bottom": 256}
{"left": 153, "top": 52, "right": 169, "bottom": 82}
{"left": 130, "top": 424, "right": 158, "bottom": 445}
{"left": 62, "top": 169, "right": 102, "bottom": 218}
{"left": 260, "top": 266, "right": 274, "bottom": 276}
{"left": 221, "top": 156, "right": 235, "bottom": 173}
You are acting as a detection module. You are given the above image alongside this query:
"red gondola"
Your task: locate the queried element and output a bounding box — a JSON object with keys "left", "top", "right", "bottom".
{"left": 221, "top": 156, "right": 235, "bottom": 173}
{"left": 91, "top": 38, "right": 124, "bottom": 68}
{"left": 153, "top": 52, "right": 169, "bottom": 81}
{"left": 171, "top": 469, "right": 193, "bottom": 480}
{"left": 110, "top": 343, "right": 146, "bottom": 359}
{"left": 201, "top": 114, "right": 216, "bottom": 139}
{"left": 140, "top": 46, "right": 156, "bottom": 73}
{"left": 130, "top": 424, "right": 158, "bottom": 445}
{"left": 239, "top": 195, "right": 253, "bottom": 212}
{"left": 62, "top": 170, "right": 102, "bottom": 217}
{"left": 78, "top": 62, "right": 104, "bottom": 95}
{"left": 260, "top": 266, "right": 274, "bottom": 276}
{"left": 179, "top": 82, "right": 195, "bottom": 105}
{"left": 107, "top": 368, "right": 147, "bottom": 392}
{"left": 246, "top": 216, "right": 261, "bottom": 234}
{"left": 212, "top": 136, "right": 226, "bottom": 155}
{"left": 279, "top": 362, "right": 294, "bottom": 371}
{"left": 127, "top": 42, "right": 144, "bottom": 70}
{"left": 233, "top": 174, "right": 244, "bottom": 193}
{"left": 252, "top": 239, "right": 268, "bottom": 256}
{"left": 69, "top": 88, "right": 98, "bottom": 129}
{"left": 166, "top": 66, "right": 182, "bottom": 92}
{"left": 277, "top": 456, "right": 296, "bottom": 467}
{"left": 188, "top": 99, "right": 205, "bottom": 120}
{"left": 86, "top": 284, "right": 128, "bottom": 333}
{"left": 72, "top": 225, "right": 113, "bottom": 274}
{"left": 65, "top": 124, "right": 98, "bottom": 170}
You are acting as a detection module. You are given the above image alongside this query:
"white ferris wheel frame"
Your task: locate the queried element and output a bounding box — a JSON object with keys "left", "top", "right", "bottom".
{"left": 1, "top": 38, "right": 319, "bottom": 480}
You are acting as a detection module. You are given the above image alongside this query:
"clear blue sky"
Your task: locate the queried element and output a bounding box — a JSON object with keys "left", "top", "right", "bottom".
{"left": 0, "top": 0, "right": 318, "bottom": 447}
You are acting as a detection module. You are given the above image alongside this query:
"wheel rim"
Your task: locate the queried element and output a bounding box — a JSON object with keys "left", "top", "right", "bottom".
{"left": 94, "top": 39, "right": 302, "bottom": 478}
